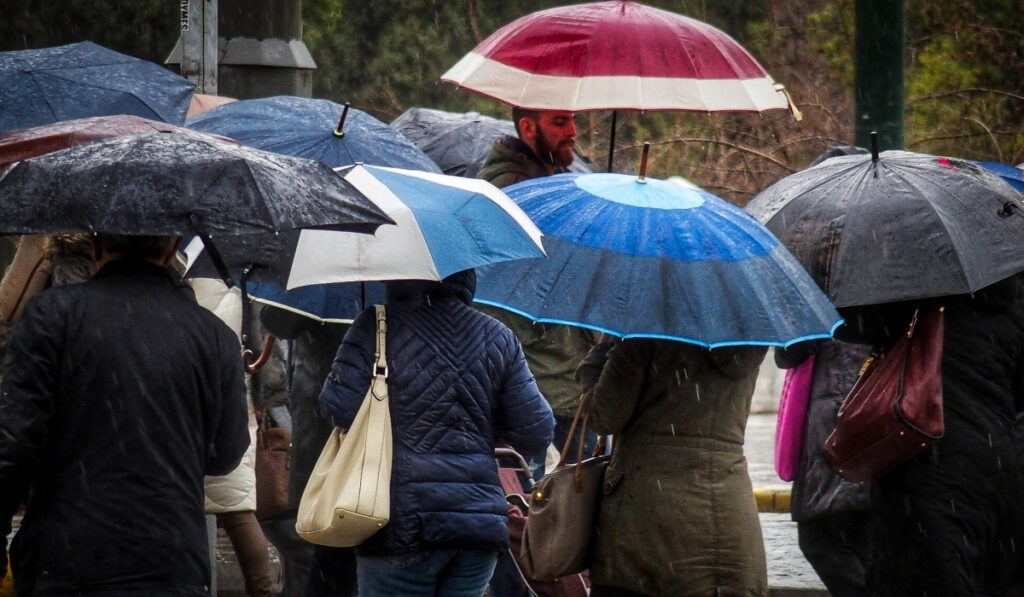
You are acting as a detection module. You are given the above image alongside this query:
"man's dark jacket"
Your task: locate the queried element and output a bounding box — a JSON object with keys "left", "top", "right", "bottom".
{"left": 476, "top": 135, "right": 552, "bottom": 188}
{"left": 319, "top": 270, "right": 554, "bottom": 556}
{"left": 0, "top": 259, "right": 249, "bottom": 596}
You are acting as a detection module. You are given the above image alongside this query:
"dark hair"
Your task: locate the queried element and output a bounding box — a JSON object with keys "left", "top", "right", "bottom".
{"left": 511, "top": 106, "right": 542, "bottom": 138}
{"left": 94, "top": 234, "right": 178, "bottom": 260}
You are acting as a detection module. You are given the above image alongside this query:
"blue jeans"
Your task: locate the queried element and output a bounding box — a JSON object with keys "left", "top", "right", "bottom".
{"left": 357, "top": 549, "right": 499, "bottom": 597}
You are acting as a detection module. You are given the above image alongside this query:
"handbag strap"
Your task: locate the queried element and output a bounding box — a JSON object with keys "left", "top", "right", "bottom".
{"left": 371, "top": 305, "right": 388, "bottom": 401}
{"left": 559, "top": 389, "right": 609, "bottom": 492}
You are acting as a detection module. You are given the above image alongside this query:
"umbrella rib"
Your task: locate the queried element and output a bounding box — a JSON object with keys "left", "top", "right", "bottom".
{"left": 894, "top": 164, "right": 988, "bottom": 292}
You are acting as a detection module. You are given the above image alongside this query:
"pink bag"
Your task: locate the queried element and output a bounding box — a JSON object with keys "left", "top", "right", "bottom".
{"left": 774, "top": 353, "right": 815, "bottom": 482}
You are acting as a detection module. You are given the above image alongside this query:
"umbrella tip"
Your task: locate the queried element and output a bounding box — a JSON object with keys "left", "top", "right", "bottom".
{"left": 870, "top": 131, "right": 879, "bottom": 163}
{"left": 334, "top": 102, "right": 351, "bottom": 137}
{"left": 637, "top": 142, "right": 651, "bottom": 183}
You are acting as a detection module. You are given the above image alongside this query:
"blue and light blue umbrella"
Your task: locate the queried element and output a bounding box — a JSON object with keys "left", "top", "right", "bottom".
{"left": 187, "top": 95, "right": 441, "bottom": 172}
{"left": 474, "top": 172, "right": 842, "bottom": 348}
{"left": 0, "top": 42, "right": 195, "bottom": 133}
{"left": 186, "top": 165, "right": 545, "bottom": 322}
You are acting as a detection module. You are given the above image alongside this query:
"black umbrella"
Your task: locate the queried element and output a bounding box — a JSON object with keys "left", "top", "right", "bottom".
{"left": 390, "top": 107, "right": 593, "bottom": 178}
{"left": 746, "top": 148, "right": 1024, "bottom": 308}
{"left": 0, "top": 132, "right": 393, "bottom": 284}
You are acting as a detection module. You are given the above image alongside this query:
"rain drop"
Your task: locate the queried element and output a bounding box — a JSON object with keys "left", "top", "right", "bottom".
{"left": 656, "top": 479, "right": 662, "bottom": 492}
{"left": 670, "top": 423, "right": 676, "bottom": 436}
{"left": 674, "top": 370, "right": 682, "bottom": 386}
{"left": 694, "top": 384, "right": 701, "bottom": 401}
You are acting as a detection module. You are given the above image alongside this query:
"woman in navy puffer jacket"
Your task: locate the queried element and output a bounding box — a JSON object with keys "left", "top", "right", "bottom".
{"left": 319, "top": 269, "right": 554, "bottom": 597}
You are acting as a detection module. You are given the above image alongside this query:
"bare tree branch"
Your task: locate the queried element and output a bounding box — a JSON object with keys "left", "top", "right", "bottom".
{"left": 909, "top": 88, "right": 1024, "bottom": 104}
{"left": 963, "top": 117, "right": 1003, "bottom": 162}
{"left": 465, "top": 0, "right": 482, "bottom": 43}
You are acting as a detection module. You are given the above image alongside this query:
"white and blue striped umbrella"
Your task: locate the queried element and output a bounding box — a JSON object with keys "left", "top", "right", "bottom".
{"left": 474, "top": 172, "right": 841, "bottom": 348}
{"left": 286, "top": 164, "right": 544, "bottom": 288}
{"left": 186, "top": 164, "right": 545, "bottom": 322}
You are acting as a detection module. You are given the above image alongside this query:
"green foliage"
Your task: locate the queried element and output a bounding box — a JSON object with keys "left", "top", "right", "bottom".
{"left": 903, "top": 0, "right": 1024, "bottom": 162}
{"left": 806, "top": 1, "right": 855, "bottom": 88}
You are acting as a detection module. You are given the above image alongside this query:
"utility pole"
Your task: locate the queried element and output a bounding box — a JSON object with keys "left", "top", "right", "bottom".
{"left": 179, "top": 0, "right": 217, "bottom": 94}
{"left": 854, "top": 0, "right": 905, "bottom": 150}
{"left": 167, "top": 0, "right": 315, "bottom": 100}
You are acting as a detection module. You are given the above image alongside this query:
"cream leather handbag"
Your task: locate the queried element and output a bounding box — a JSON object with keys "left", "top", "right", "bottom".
{"left": 295, "top": 305, "right": 392, "bottom": 547}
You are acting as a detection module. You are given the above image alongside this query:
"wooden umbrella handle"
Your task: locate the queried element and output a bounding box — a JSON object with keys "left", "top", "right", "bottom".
{"left": 242, "top": 333, "right": 276, "bottom": 374}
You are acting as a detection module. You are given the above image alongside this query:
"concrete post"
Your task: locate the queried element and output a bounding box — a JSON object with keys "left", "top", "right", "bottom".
{"left": 166, "top": 0, "right": 316, "bottom": 100}
{"left": 179, "top": 0, "right": 218, "bottom": 94}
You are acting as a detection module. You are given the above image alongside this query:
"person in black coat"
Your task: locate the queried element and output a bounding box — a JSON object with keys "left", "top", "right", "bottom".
{"left": 837, "top": 273, "right": 1024, "bottom": 596}
{"left": 775, "top": 340, "right": 871, "bottom": 597}
{"left": 0, "top": 234, "right": 250, "bottom": 597}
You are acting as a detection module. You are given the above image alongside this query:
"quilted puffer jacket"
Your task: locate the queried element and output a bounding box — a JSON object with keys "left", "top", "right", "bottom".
{"left": 319, "top": 269, "right": 554, "bottom": 556}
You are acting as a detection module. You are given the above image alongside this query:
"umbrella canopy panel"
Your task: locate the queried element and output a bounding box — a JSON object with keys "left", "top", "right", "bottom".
{"left": 0, "top": 114, "right": 235, "bottom": 171}
{"left": 475, "top": 172, "right": 841, "bottom": 347}
{"left": 0, "top": 41, "right": 195, "bottom": 133}
{"left": 187, "top": 93, "right": 238, "bottom": 118}
{"left": 187, "top": 95, "right": 441, "bottom": 172}
{"left": 390, "top": 106, "right": 593, "bottom": 178}
{"left": 286, "top": 164, "right": 545, "bottom": 287}
{"left": 747, "top": 151, "right": 1024, "bottom": 308}
{"left": 441, "top": 0, "right": 789, "bottom": 112}
{"left": 0, "top": 133, "right": 392, "bottom": 238}
{"left": 975, "top": 161, "right": 1024, "bottom": 194}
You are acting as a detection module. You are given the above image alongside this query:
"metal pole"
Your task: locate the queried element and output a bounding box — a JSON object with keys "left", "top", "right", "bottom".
{"left": 606, "top": 110, "right": 617, "bottom": 173}
{"left": 854, "top": 0, "right": 904, "bottom": 150}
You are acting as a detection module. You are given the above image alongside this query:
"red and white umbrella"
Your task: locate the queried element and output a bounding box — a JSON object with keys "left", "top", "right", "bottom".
{"left": 441, "top": 0, "right": 798, "bottom": 115}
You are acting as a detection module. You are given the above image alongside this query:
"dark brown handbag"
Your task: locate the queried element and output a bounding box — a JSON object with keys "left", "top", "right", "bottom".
{"left": 824, "top": 307, "right": 945, "bottom": 483}
{"left": 520, "top": 391, "right": 609, "bottom": 581}
{"left": 255, "top": 413, "right": 291, "bottom": 520}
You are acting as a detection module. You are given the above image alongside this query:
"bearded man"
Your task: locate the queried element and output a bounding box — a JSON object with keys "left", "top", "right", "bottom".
{"left": 477, "top": 108, "right": 577, "bottom": 188}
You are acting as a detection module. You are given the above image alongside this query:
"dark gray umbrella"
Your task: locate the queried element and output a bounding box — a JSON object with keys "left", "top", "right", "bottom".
{"left": 390, "top": 107, "right": 593, "bottom": 178}
{"left": 0, "top": 133, "right": 393, "bottom": 284}
{"left": 746, "top": 149, "right": 1024, "bottom": 308}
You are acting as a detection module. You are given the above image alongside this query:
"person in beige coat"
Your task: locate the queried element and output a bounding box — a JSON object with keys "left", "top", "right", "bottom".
{"left": 578, "top": 338, "right": 769, "bottom": 597}
{"left": 190, "top": 278, "right": 275, "bottom": 597}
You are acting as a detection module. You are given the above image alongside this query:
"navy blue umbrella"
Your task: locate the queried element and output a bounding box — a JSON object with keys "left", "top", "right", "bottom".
{"left": 0, "top": 41, "right": 195, "bottom": 133}
{"left": 243, "top": 280, "right": 387, "bottom": 324}
{"left": 475, "top": 172, "right": 841, "bottom": 348}
{"left": 187, "top": 95, "right": 441, "bottom": 172}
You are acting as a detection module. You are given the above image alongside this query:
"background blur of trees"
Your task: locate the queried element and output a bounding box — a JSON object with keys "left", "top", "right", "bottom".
{"left": 2, "top": 0, "right": 1021, "bottom": 204}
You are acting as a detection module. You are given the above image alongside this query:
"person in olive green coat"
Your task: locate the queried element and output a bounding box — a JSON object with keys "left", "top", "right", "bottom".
{"left": 579, "top": 338, "right": 769, "bottom": 597}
